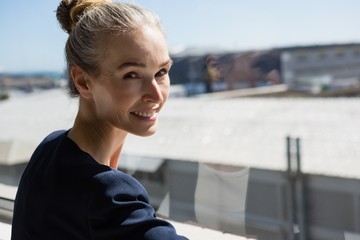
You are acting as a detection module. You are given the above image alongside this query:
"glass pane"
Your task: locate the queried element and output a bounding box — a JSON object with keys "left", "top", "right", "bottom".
{"left": 1, "top": 1, "right": 360, "bottom": 240}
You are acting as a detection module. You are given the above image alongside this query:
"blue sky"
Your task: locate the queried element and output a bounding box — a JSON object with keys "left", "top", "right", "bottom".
{"left": 1, "top": 0, "right": 360, "bottom": 72}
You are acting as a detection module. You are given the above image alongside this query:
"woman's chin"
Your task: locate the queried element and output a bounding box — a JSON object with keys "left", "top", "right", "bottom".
{"left": 132, "top": 128, "right": 157, "bottom": 137}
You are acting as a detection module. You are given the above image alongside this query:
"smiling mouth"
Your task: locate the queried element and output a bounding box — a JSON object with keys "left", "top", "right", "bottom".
{"left": 131, "top": 111, "right": 157, "bottom": 118}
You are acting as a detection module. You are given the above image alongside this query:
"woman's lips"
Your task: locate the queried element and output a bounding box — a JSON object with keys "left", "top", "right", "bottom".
{"left": 131, "top": 111, "right": 157, "bottom": 120}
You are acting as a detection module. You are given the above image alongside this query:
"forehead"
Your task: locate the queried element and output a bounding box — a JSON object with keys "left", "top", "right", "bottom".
{"left": 102, "top": 27, "right": 169, "bottom": 67}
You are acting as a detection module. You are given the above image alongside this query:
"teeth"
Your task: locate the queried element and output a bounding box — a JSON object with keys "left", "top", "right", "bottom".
{"left": 132, "top": 111, "right": 155, "bottom": 117}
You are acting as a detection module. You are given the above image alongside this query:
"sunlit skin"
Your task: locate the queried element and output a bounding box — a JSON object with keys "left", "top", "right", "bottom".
{"left": 67, "top": 26, "right": 171, "bottom": 168}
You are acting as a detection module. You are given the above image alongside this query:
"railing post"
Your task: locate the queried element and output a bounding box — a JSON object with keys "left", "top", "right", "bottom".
{"left": 286, "top": 136, "right": 307, "bottom": 240}
{"left": 286, "top": 136, "right": 296, "bottom": 240}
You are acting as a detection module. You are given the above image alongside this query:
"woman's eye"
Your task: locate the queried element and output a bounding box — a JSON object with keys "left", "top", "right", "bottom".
{"left": 155, "top": 69, "right": 168, "bottom": 78}
{"left": 124, "top": 72, "right": 138, "bottom": 79}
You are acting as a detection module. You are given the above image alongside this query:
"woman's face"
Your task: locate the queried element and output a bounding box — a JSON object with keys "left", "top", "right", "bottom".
{"left": 87, "top": 26, "right": 171, "bottom": 137}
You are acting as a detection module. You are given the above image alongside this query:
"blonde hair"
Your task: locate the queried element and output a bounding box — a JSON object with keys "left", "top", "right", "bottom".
{"left": 56, "top": 0, "right": 163, "bottom": 96}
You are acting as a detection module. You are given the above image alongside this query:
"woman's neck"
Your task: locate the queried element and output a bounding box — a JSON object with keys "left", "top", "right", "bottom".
{"left": 68, "top": 105, "right": 128, "bottom": 169}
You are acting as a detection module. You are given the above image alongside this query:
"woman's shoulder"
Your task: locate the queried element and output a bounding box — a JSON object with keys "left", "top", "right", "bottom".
{"left": 91, "top": 168, "right": 148, "bottom": 200}
{"left": 28, "top": 130, "right": 69, "bottom": 162}
{"left": 42, "top": 130, "right": 68, "bottom": 144}
{"left": 33, "top": 130, "right": 69, "bottom": 154}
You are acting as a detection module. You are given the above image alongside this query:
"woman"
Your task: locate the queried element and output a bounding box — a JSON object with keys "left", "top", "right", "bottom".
{"left": 11, "top": 1, "right": 188, "bottom": 239}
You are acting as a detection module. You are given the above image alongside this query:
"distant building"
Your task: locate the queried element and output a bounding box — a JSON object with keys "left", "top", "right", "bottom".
{"left": 170, "top": 51, "right": 282, "bottom": 96}
{"left": 279, "top": 43, "right": 360, "bottom": 93}
{"left": 0, "top": 72, "right": 3, "bottom": 90}
{"left": 0, "top": 72, "right": 9, "bottom": 100}
{"left": 170, "top": 43, "right": 360, "bottom": 96}
{"left": 1, "top": 73, "right": 63, "bottom": 93}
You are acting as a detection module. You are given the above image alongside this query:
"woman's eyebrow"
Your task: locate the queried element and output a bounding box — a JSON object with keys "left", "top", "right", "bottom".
{"left": 118, "top": 61, "right": 145, "bottom": 70}
{"left": 162, "top": 58, "right": 173, "bottom": 67}
{"left": 118, "top": 58, "right": 173, "bottom": 70}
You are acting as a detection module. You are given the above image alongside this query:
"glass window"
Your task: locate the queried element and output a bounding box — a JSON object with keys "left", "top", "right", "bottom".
{"left": 1, "top": 1, "right": 360, "bottom": 240}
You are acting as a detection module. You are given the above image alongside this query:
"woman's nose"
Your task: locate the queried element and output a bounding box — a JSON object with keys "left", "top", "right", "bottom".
{"left": 142, "top": 78, "right": 164, "bottom": 103}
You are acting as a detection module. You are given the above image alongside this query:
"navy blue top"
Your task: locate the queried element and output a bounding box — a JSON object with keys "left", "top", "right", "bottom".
{"left": 11, "top": 130, "right": 188, "bottom": 240}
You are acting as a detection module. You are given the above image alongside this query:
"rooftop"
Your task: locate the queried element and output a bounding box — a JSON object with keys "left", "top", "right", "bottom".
{"left": 1, "top": 88, "right": 360, "bottom": 239}
{"left": 1, "top": 88, "right": 360, "bottom": 179}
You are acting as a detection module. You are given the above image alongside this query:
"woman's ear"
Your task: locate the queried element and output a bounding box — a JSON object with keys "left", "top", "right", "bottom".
{"left": 70, "top": 65, "right": 92, "bottom": 99}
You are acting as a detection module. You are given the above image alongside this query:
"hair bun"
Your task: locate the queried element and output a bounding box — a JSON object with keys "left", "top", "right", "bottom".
{"left": 56, "top": 0, "right": 78, "bottom": 34}
{"left": 56, "top": 0, "right": 111, "bottom": 34}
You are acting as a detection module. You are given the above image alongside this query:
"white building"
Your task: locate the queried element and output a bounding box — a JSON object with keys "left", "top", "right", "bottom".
{"left": 280, "top": 43, "right": 360, "bottom": 93}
